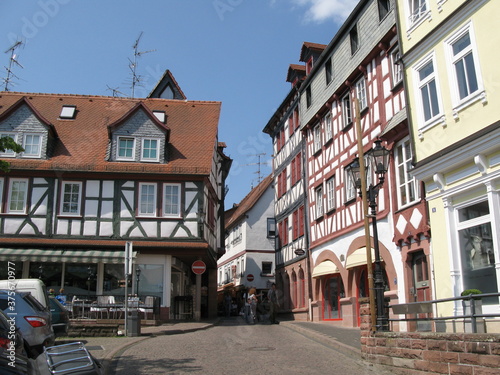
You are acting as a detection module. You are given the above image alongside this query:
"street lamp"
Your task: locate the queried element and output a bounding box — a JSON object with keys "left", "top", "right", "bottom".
{"left": 135, "top": 267, "right": 141, "bottom": 297}
{"left": 346, "top": 139, "right": 390, "bottom": 331}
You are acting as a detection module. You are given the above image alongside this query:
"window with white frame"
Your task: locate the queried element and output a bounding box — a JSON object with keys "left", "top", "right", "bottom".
{"left": 415, "top": 55, "right": 441, "bottom": 125}
{"left": 8, "top": 178, "right": 28, "bottom": 214}
{"left": 0, "top": 133, "right": 18, "bottom": 157}
{"left": 117, "top": 137, "right": 135, "bottom": 160}
{"left": 23, "top": 134, "right": 41, "bottom": 158}
{"left": 446, "top": 24, "right": 482, "bottom": 106}
{"left": 324, "top": 112, "right": 333, "bottom": 141}
{"left": 456, "top": 200, "right": 497, "bottom": 300}
{"left": 313, "top": 123, "right": 321, "bottom": 153}
{"left": 315, "top": 185, "right": 323, "bottom": 219}
{"left": 267, "top": 218, "right": 276, "bottom": 238}
{"left": 391, "top": 48, "right": 403, "bottom": 86}
{"left": 345, "top": 168, "right": 356, "bottom": 201}
{"left": 326, "top": 176, "right": 336, "bottom": 212}
{"left": 408, "top": 0, "right": 428, "bottom": 27}
{"left": 141, "top": 138, "right": 159, "bottom": 162}
{"left": 163, "top": 183, "right": 181, "bottom": 217}
{"left": 342, "top": 93, "right": 352, "bottom": 127}
{"left": 139, "top": 183, "right": 157, "bottom": 216}
{"left": 262, "top": 261, "right": 273, "bottom": 275}
{"left": 395, "top": 138, "right": 418, "bottom": 208}
{"left": 60, "top": 181, "right": 82, "bottom": 215}
{"left": 355, "top": 77, "right": 368, "bottom": 110}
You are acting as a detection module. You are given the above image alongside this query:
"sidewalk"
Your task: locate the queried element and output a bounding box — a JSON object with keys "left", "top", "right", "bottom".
{"left": 56, "top": 318, "right": 362, "bottom": 375}
{"left": 280, "top": 321, "right": 361, "bottom": 358}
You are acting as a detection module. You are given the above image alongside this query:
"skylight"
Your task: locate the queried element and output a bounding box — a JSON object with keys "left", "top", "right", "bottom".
{"left": 60, "top": 105, "right": 76, "bottom": 119}
{"left": 153, "top": 111, "right": 166, "bottom": 123}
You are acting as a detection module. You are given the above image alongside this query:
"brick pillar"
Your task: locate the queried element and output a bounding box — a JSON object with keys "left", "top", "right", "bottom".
{"left": 359, "top": 297, "right": 373, "bottom": 357}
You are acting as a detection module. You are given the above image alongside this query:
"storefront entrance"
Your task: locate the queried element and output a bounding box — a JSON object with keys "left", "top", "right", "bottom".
{"left": 322, "top": 275, "right": 344, "bottom": 320}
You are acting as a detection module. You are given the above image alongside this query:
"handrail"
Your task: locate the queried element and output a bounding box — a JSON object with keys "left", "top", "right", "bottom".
{"left": 389, "top": 292, "right": 500, "bottom": 333}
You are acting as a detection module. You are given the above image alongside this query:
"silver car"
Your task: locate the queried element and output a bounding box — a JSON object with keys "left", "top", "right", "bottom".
{"left": 0, "top": 290, "right": 55, "bottom": 358}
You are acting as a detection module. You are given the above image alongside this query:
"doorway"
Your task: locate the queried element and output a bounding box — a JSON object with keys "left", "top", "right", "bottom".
{"left": 410, "top": 251, "right": 431, "bottom": 330}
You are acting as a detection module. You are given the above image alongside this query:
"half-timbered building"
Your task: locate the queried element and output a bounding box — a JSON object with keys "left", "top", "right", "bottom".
{"left": 263, "top": 58, "right": 321, "bottom": 320}
{"left": 0, "top": 83, "right": 231, "bottom": 320}
{"left": 218, "top": 174, "right": 275, "bottom": 315}
{"left": 298, "top": 0, "right": 420, "bottom": 327}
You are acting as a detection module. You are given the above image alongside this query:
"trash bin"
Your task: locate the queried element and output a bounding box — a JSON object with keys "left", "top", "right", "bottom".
{"left": 126, "top": 297, "right": 141, "bottom": 337}
{"left": 127, "top": 309, "right": 141, "bottom": 337}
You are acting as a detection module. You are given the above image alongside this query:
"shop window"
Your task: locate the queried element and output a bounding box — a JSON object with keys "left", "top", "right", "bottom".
{"left": 457, "top": 201, "right": 497, "bottom": 303}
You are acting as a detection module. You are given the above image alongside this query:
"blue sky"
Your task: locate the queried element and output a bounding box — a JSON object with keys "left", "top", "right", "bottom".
{"left": 0, "top": 0, "right": 356, "bottom": 206}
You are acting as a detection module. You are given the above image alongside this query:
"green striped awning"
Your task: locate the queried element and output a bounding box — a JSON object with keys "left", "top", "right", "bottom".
{"left": 0, "top": 249, "right": 136, "bottom": 264}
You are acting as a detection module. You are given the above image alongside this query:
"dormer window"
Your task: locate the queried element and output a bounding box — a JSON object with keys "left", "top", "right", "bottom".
{"left": 22, "top": 134, "right": 42, "bottom": 158}
{"left": 117, "top": 137, "right": 135, "bottom": 160}
{"left": 0, "top": 133, "right": 18, "bottom": 157}
{"left": 141, "top": 138, "right": 160, "bottom": 162}
{"left": 60, "top": 105, "right": 76, "bottom": 119}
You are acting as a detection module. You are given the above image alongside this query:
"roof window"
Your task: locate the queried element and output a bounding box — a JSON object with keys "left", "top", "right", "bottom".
{"left": 153, "top": 111, "right": 166, "bottom": 123}
{"left": 60, "top": 105, "right": 76, "bottom": 119}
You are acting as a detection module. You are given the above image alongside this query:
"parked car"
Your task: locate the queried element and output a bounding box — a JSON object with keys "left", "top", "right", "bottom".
{"left": 0, "top": 279, "right": 50, "bottom": 310}
{"left": 0, "top": 309, "right": 37, "bottom": 375}
{"left": 0, "top": 309, "right": 26, "bottom": 356}
{"left": 48, "top": 296, "right": 69, "bottom": 337}
{"left": 0, "top": 290, "right": 55, "bottom": 358}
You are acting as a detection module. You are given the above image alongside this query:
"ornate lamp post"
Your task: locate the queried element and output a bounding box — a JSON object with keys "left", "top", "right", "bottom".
{"left": 346, "top": 139, "right": 390, "bottom": 331}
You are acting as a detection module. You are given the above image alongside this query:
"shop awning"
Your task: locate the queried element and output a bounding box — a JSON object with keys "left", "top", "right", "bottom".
{"left": 0, "top": 248, "right": 136, "bottom": 264}
{"left": 312, "top": 260, "right": 339, "bottom": 278}
{"left": 345, "top": 247, "right": 380, "bottom": 269}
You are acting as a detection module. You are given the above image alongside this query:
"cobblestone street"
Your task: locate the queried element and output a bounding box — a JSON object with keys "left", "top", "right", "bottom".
{"left": 109, "top": 318, "right": 393, "bottom": 375}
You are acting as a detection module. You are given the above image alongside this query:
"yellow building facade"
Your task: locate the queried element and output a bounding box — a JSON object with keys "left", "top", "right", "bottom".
{"left": 397, "top": 0, "right": 500, "bottom": 329}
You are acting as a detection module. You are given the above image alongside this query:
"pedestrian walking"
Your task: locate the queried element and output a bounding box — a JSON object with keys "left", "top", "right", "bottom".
{"left": 267, "top": 283, "right": 279, "bottom": 324}
{"left": 224, "top": 291, "right": 232, "bottom": 318}
{"left": 248, "top": 287, "right": 258, "bottom": 324}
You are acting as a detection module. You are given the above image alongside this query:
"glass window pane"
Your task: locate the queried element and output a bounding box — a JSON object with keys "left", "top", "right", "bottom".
{"left": 459, "top": 223, "right": 496, "bottom": 302}
{"left": 452, "top": 33, "right": 471, "bottom": 56}
{"left": 458, "top": 201, "right": 489, "bottom": 222}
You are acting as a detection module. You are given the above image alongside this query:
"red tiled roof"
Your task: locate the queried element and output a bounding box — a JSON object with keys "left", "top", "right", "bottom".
{"left": 0, "top": 92, "right": 221, "bottom": 176}
{"left": 225, "top": 174, "right": 273, "bottom": 229}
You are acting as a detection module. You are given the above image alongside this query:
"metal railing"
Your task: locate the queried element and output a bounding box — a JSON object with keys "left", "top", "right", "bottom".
{"left": 389, "top": 292, "right": 500, "bottom": 333}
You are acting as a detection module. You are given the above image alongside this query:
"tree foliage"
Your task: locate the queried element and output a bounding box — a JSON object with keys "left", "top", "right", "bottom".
{"left": 0, "top": 136, "right": 24, "bottom": 172}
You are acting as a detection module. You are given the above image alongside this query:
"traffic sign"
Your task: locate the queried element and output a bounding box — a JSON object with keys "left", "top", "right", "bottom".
{"left": 247, "top": 274, "right": 254, "bottom": 282}
{"left": 192, "top": 260, "right": 206, "bottom": 275}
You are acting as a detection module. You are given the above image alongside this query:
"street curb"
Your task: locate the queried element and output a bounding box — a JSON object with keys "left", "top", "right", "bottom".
{"left": 281, "top": 321, "right": 361, "bottom": 359}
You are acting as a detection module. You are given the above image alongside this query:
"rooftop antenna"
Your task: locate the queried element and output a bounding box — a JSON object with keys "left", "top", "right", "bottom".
{"left": 2, "top": 40, "right": 24, "bottom": 91}
{"left": 129, "top": 32, "right": 156, "bottom": 98}
{"left": 243, "top": 153, "right": 267, "bottom": 189}
{"left": 106, "top": 85, "right": 126, "bottom": 97}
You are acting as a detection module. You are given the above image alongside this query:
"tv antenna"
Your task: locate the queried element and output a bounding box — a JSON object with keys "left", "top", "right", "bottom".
{"left": 129, "top": 32, "right": 156, "bottom": 98}
{"left": 106, "top": 85, "right": 126, "bottom": 97}
{"left": 243, "top": 153, "right": 267, "bottom": 189}
{"left": 2, "top": 40, "right": 24, "bottom": 91}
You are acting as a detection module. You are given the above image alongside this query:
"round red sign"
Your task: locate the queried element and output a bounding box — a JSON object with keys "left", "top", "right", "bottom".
{"left": 192, "top": 260, "right": 206, "bottom": 275}
{"left": 247, "top": 274, "right": 254, "bottom": 282}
